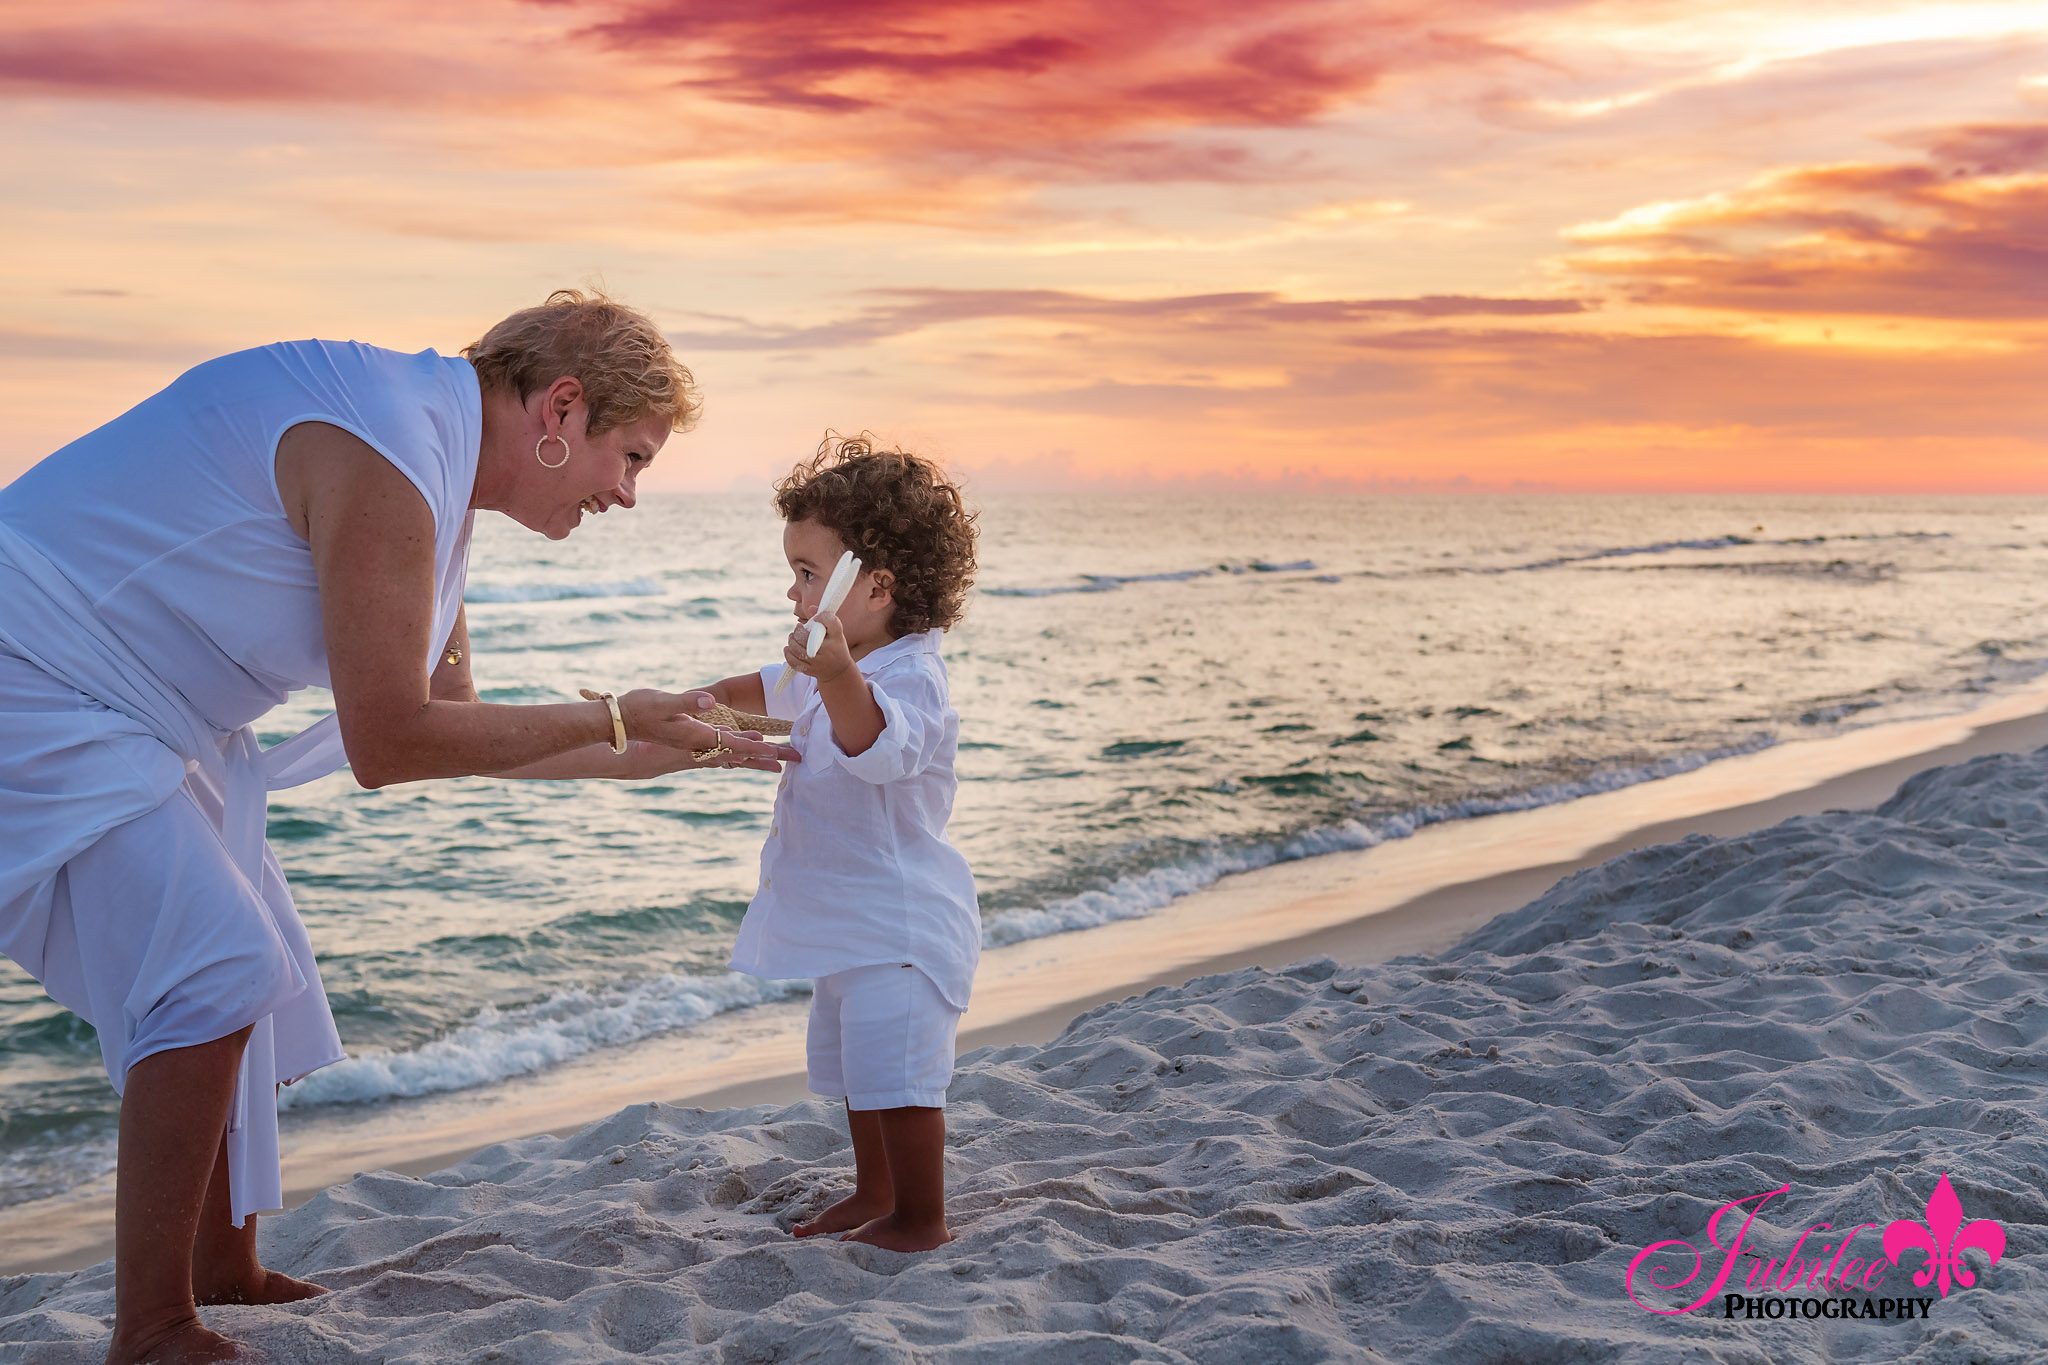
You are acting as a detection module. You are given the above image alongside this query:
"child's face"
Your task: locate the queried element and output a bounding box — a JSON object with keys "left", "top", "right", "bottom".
{"left": 783, "top": 518, "right": 896, "bottom": 652}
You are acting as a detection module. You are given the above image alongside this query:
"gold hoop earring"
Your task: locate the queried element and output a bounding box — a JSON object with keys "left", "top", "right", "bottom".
{"left": 536, "top": 434, "right": 570, "bottom": 469}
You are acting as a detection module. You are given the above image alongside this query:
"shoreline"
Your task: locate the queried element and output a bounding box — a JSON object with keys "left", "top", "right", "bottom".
{"left": 8, "top": 681, "right": 2048, "bottom": 1274}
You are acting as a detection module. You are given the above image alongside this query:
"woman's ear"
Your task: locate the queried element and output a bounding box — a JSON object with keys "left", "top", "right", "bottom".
{"left": 542, "top": 375, "right": 586, "bottom": 433}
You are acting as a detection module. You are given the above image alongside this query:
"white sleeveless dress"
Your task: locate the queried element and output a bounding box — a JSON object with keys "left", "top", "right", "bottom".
{"left": 0, "top": 340, "right": 479, "bottom": 1225}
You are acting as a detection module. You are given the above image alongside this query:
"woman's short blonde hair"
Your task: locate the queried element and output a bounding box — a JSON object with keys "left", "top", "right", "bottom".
{"left": 464, "top": 289, "right": 700, "bottom": 435}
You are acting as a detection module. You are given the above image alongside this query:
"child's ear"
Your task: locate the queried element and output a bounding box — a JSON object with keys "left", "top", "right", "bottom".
{"left": 867, "top": 568, "right": 896, "bottom": 605}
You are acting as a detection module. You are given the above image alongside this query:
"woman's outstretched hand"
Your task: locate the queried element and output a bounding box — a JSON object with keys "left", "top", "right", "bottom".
{"left": 618, "top": 689, "right": 797, "bottom": 773}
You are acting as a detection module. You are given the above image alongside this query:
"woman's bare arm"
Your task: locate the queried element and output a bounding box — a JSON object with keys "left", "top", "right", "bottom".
{"left": 423, "top": 612, "right": 779, "bottom": 779}
{"left": 429, "top": 606, "right": 479, "bottom": 703}
{"left": 489, "top": 731, "right": 775, "bottom": 779}
{"left": 277, "top": 422, "right": 790, "bottom": 787}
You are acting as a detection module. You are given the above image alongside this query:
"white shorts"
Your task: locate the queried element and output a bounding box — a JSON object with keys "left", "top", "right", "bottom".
{"left": 807, "top": 962, "right": 962, "bottom": 1110}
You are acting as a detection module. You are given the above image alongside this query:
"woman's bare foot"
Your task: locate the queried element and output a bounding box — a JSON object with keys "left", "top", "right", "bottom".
{"left": 105, "top": 1316, "right": 250, "bottom": 1364}
{"left": 841, "top": 1211, "right": 953, "bottom": 1252}
{"left": 107, "top": 1033, "right": 263, "bottom": 1365}
{"left": 792, "top": 1192, "right": 892, "bottom": 1238}
{"left": 193, "top": 1267, "right": 328, "bottom": 1307}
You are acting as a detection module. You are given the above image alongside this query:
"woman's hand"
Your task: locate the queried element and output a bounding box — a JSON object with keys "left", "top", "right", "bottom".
{"left": 614, "top": 732, "right": 778, "bottom": 777}
{"left": 783, "top": 610, "right": 854, "bottom": 685}
{"left": 489, "top": 690, "right": 794, "bottom": 780}
{"left": 618, "top": 688, "right": 794, "bottom": 772}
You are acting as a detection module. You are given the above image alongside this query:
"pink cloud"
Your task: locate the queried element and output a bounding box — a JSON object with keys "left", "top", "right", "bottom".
{"left": 586, "top": 0, "right": 1391, "bottom": 126}
{"left": 0, "top": 0, "right": 1548, "bottom": 195}
{"left": 1909, "top": 120, "right": 2048, "bottom": 175}
{"left": 0, "top": 25, "right": 466, "bottom": 104}
{"left": 573, "top": 0, "right": 1544, "bottom": 179}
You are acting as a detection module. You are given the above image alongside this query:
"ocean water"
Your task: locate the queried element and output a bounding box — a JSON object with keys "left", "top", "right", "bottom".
{"left": 5, "top": 492, "right": 2048, "bottom": 1211}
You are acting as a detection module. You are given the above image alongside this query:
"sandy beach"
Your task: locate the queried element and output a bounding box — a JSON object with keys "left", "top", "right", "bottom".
{"left": 6, "top": 691, "right": 2048, "bottom": 1360}
{"left": 8, "top": 1, "right": 2048, "bottom": 1355}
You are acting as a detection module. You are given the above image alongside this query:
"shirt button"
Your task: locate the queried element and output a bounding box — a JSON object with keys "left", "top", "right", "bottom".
{"left": 760, "top": 875, "right": 771, "bottom": 891}
{"left": 769, "top": 821, "right": 779, "bottom": 836}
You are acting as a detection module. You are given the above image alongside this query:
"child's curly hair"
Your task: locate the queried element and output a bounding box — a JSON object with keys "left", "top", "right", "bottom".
{"left": 774, "top": 432, "right": 978, "bottom": 635}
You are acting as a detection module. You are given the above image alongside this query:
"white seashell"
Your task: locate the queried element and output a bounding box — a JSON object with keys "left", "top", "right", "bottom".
{"left": 773, "top": 551, "right": 861, "bottom": 696}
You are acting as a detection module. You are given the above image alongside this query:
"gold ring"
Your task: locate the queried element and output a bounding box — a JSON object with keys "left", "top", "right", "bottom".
{"left": 695, "top": 726, "right": 735, "bottom": 762}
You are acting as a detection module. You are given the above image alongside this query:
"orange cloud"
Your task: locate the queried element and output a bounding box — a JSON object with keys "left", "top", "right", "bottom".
{"left": 667, "top": 288, "right": 1590, "bottom": 350}
{"left": 659, "top": 275, "right": 2047, "bottom": 492}
{"left": 1565, "top": 120, "right": 2048, "bottom": 319}
{"left": 918, "top": 321, "right": 2048, "bottom": 491}
{"left": 3, "top": 2, "right": 2045, "bottom": 492}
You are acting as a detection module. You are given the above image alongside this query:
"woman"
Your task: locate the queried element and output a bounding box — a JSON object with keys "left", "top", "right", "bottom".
{"left": 0, "top": 291, "right": 792, "bottom": 1365}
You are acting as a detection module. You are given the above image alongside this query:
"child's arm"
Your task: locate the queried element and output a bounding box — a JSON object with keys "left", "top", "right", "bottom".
{"left": 696, "top": 671, "right": 769, "bottom": 716}
{"left": 782, "top": 611, "right": 884, "bottom": 756}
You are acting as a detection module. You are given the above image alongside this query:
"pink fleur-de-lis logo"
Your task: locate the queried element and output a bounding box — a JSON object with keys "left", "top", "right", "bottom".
{"left": 1884, "top": 1173, "right": 2005, "bottom": 1297}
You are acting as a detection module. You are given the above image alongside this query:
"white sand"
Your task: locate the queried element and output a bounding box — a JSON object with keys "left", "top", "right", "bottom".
{"left": 7, "top": 743, "right": 2046, "bottom": 1362}
{"left": 10, "top": 687, "right": 2048, "bottom": 1277}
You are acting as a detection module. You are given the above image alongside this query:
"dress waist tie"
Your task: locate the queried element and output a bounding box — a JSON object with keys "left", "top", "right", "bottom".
{"left": 0, "top": 521, "right": 345, "bottom": 1223}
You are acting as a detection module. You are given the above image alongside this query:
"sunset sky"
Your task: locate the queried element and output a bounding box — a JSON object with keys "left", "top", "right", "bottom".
{"left": 3, "top": 0, "right": 2045, "bottom": 492}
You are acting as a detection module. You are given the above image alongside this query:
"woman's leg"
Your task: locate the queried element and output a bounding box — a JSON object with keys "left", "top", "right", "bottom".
{"left": 191, "top": 1130, "right": 327, "bottom": 1306}
{"left": 104, "top": 1027, "right": 253, "bottom": 1365}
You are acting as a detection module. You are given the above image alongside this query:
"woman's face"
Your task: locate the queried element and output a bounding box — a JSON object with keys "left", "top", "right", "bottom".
{"left": 519, "top": 384, "right": 672, "bottom": 541}
{"left": 556, "top": 411, "right": 670, "bottom": 539}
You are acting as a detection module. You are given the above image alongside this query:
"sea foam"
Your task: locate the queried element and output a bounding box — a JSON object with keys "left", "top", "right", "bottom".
{"left": 279, "top": 971, "right": 807, "bottom": 1109}
{"left": 980, "top": 735, "right": 1774, "bottom": 948}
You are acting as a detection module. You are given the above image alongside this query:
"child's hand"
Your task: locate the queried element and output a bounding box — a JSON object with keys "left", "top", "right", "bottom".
{"left": 785, "top": 609, "right": 855, "bottom": 685}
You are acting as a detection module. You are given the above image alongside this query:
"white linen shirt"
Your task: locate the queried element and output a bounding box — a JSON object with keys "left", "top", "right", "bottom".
{"left": 728, "top": 629, "right": 980, "bottom": 1010}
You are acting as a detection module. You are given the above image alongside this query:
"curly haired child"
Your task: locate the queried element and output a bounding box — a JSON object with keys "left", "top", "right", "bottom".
{"left": 692, "top": 432, "right": 979, "bottom": 1251}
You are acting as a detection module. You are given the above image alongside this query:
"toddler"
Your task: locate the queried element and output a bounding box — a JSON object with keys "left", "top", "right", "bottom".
{"left": 696, "top": 433, "right": 979, "bottom": 1251}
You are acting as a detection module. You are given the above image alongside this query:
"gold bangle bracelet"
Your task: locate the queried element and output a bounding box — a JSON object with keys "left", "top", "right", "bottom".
{"left": 578, "top": 688, "right": 628, "bottom": 755}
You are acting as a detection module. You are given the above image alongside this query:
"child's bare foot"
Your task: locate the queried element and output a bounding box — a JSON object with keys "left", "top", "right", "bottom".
{"left": 105, "top": 1317, "right": 251, "bottom": 1364}
{"left": 792, "top": 1192, "right": 892, "bottom": 1238}
{"left": 194, "top": 1267, "right": 328, "bottom": 1306}
{"left": 841, "top": 1211, "right": 953, "bottom": 1252}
